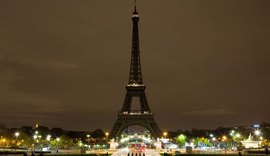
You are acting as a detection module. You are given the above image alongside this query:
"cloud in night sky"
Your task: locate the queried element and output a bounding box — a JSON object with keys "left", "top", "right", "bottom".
{"left": 0, "top": 0, "right": 269, "bottom": 131}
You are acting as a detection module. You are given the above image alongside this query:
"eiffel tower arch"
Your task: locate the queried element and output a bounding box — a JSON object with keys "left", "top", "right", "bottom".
{"left": 109, "top": 6, "right": 162, "bottom": 139}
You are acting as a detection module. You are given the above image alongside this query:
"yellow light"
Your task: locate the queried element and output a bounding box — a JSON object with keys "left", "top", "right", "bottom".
{"left": 105, "top": 132, "right": 109, "bottom": 136}
{"left": 163, "top": 132, "right": 168, "bottom": 138}
{"left": 15, "top": 132, "right": 20, "bottom": 137}
{"left": 222, "top": 135, "right": 227, "bottom": 141}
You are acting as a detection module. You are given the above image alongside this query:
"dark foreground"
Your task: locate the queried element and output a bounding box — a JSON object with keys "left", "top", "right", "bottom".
{"left": 0, "top": 154, "right": 268, "bottom": 156}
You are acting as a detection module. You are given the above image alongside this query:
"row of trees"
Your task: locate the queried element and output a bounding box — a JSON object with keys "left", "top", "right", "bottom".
{"left": 170, "top": 122, "right": 270, "bottom": 148}
{"left": 0, "top": 124, "right": 107, "bottom": 150}
{"left": 1, "top": 122, "right": 270, "bottom": 149}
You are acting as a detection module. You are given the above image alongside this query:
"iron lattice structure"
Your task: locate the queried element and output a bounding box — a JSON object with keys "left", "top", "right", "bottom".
{"left": 109, "top": 7, "right": 162, "bottom": 139}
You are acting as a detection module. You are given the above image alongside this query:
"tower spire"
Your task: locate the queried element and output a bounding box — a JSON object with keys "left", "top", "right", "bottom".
{"left": 129, "top": 0, "right": 142, "bottom": 84}
{"left": 134, "top": 0, "right": 137, "bottom": 14}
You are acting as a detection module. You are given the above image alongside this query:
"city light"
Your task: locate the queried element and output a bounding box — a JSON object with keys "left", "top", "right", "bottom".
{"left": 163, "top": 132, "right": 168, "bottom": 138}
{"left": 230, "top": 130, "right": 235, "bottom": 136}
{"left": 56, "top": 137, "right": 60, "bottom": 141}
{"left": 79, "top": 142, "right": 83, "bottom": 147}
{"left": 236, "top": 133, "right": 241, "bottom": 138}
{"left": 46, "top": 135, "right": 51, "bottom": 141}
{"left": 33, "top": 135, "right": 38, "bottom": 139}
{"left": 222, "top": 135, "right": 227, "bottom": 141}
{"left": 255, "top": 130, "right": 261, "bottom": 136}
{"left": 15, "top": 132, "right": 20, "bottom": 137}
{"left": 14, "top": 132, "right": 20, "bottom": 151}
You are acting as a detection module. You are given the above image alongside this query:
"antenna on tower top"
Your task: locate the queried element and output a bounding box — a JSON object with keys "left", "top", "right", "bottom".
{"left": 133, "top": 0, "right": 138, "bottom": 14}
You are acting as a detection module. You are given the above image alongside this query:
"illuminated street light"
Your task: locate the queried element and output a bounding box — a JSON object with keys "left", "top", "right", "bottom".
{"left": 254, "top": 131, "right": 262, "bottom": 148}
{"left": 33, "top": 135, "right": 38, "bottom": 139}
{"left": 86, "top": 134, "right": 91, "bottom": 149}
{"left": 15, "top": 132, "right": 20, "bottom": 137}
{"left": 236, "top": 133, "right": 241, "bottom": 138}
{"left": 222, "top": 135, "right": 227, "bottom": 141}
{"left": 56, "top": 138, "right": 60, "bottom": 151}
{"left": 230, "top": 130, "right": 235, "bottom": 136}
{"left": 46, "top": 135, "right": 51, "bottom": 141}
{"left": 212, "top": 137, "right": 216, "bottom": 141}
{"left": 255, "top": 130, "right": 261, "bottom": 136}
{"left": 163, "top": 132, "right": 168, "bottom": 138}
{"left": 79, "top": 142, "right": 83, "bottom": 147}
{"left": 105, "top": 132, "right": 109, "bottom": 143}
{"left": 14, "top": 132, "right": 20, "bottom": 151}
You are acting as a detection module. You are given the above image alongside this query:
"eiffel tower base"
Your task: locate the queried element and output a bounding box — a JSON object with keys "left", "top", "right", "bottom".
{"left": 109, "top": 112, "right": 162, "bottom": 139}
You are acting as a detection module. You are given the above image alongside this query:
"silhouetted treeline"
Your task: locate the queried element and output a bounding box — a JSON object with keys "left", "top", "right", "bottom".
{"left": 0, "top": 124, "right": 106, "bottom": 142}
{"left": 167, "top": 122, "right": 270, "bottom": 140}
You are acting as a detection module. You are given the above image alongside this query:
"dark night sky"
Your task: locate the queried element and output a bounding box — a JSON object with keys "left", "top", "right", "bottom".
{"left": 0, "top": 0, "right": 270, "bottom": 131}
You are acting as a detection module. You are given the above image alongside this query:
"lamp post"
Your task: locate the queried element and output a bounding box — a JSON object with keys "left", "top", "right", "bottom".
{"left": 105, "top": 132, "right": 109, "bottom": 149}
{"left": 14, "top": 132, "right": 20, "bottom": 151}
{"left": 86, "top": 134, "right": 91, "bottom": 149}
{"left": 46, "top": 135, "right": 51, "bottom": 150}
{"left": 255, "top": 130, "right": 261, "bottom": 148}
{"left": 56, "top": 137, "right": 60, "bottom": 152}
{"left": 222, "top": 135, "right": 227, "bottom": 154}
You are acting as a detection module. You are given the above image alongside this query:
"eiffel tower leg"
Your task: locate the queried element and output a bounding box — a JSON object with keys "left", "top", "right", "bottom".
{"left": 139, "top": 93, "right": 150, "bottom": 111}
{"left": 121, "top": 93, "right": 132, "bottom": 112}
{"left": 109, "top": 117, "right": 123, "bottom": 139}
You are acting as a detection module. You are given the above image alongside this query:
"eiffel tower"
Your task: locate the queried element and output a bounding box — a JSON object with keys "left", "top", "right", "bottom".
{"left": 109, "top": 5, "right": 162, "bottom": 139}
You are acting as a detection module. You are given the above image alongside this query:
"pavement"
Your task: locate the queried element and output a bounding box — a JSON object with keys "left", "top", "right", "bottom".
{"left": 112, "top": 149, "right": 160, "bottom": 156}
